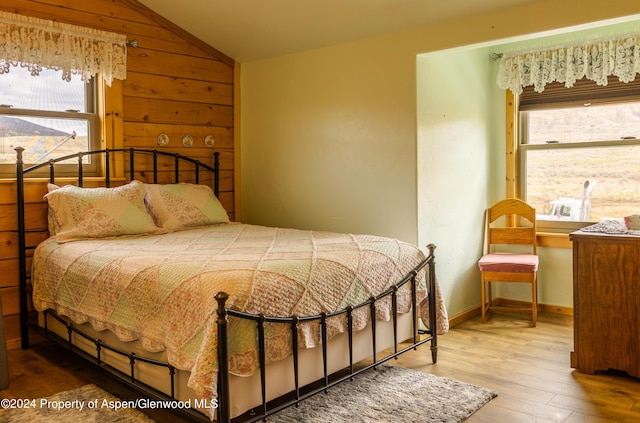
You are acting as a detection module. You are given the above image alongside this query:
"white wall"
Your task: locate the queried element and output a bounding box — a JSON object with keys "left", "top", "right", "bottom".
{"left": 240, "top": 0, "right": 640, "bottom": 318}
{"left": 239, "top": 44, "right": 420, "bottom": 242}
{"left": 417, "top": 47, "right": 501, "bottom": 316}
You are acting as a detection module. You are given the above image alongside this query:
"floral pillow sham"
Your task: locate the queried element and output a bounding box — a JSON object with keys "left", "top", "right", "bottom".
{"left": 45, "top": 180, "right": 160, "bottom": 243}
{"left": 144, "top": 182, "right": 230, "bottom": 232}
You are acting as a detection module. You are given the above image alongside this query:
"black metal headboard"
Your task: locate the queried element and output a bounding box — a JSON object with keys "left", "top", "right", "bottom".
{"left": 15, "top": 147, "right": 221, "bottom": 349}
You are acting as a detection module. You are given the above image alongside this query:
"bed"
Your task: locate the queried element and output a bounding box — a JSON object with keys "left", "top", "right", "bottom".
{"left": 15, "top": 147, "right": 448, "bottom": 422}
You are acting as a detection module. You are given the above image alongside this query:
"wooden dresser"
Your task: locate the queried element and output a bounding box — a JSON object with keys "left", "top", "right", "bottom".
{"left": 570, "top": 230, "right": 640, "bottom": 377}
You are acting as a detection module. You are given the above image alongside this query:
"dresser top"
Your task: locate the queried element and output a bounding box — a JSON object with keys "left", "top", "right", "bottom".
{"left": 570, "top": 230, "right": 640, "bottom": 243}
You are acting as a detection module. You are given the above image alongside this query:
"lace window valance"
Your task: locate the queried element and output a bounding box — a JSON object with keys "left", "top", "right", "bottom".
{"left": 0, "top": 10, "right": 127, "bottom": 86}
{"left": 496, "top": 35, "right": 640, "bottom": 95}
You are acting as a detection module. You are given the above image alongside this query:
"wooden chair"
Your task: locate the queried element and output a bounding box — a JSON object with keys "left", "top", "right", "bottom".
{"left": 478, "top": 198, "right": 539, "bottom": 326}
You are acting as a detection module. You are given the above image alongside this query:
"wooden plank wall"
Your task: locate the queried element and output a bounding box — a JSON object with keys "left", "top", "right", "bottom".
{"left": 0, "top": 0, "right": 236, "bottom": 349}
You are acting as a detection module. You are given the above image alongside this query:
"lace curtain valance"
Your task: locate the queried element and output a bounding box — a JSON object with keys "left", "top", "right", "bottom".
{"left": 0, "top": 10, "right": 126, "bottom": 86}
{"left": 496, "top": 36, "right": 640, "bottom": 95}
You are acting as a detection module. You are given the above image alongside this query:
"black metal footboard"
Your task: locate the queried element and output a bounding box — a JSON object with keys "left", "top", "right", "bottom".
{"left": 215, "top": 244, "right": 438, "bottom": 423}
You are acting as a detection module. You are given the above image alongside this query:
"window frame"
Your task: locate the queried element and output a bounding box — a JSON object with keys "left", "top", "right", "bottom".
{"left": 509, "top": 78, "right": 640, "bottom": 239}
{"left": 518, "top": 123, "right": 640, "bottom": 232}
{"left": 0, "top": 72, "right": 102, "bottom": 177}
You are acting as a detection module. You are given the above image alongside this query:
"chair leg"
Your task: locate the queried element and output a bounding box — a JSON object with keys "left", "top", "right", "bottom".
{"left": 532, "top": 275, "right": 538, "bottom": 327}
{"left": 481, "top": 275, "right": 486, "bottom": 323}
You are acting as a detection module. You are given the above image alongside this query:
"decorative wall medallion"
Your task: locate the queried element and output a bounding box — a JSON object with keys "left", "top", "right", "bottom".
{"left": 182, "top": 134, "right": 194, "bottom": 147}
{"left": 157, "top": 133, "right": 169, "bottom": 146}
{"left": 204, "top": 135, "right": 215, "bottom": 148}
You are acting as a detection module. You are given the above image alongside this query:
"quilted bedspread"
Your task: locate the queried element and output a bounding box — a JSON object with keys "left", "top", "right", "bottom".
{"left": 31, "top": 223, "right": 447, "bottom": 401}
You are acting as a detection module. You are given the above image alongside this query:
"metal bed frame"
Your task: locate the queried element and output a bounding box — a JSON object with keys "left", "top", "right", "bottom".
{"left": 15, "top": 147, "right": 438, "bottom": 422}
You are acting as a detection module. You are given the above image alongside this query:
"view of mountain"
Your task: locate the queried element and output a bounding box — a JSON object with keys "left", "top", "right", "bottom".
{"left": 0, "top": 116, "right": 69, "bottom": 137}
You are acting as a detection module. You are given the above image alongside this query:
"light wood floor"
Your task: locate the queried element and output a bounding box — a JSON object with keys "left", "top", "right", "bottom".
{"left": 396, "top": 312, "right": 640, "bottom": 423}
{"left": 2, "top": 312, "right": 640, "bottom": 422}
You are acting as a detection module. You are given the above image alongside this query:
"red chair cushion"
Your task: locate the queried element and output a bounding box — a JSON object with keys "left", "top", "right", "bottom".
{"left": 478, "top": 253, "right": 539, "bottom": 273}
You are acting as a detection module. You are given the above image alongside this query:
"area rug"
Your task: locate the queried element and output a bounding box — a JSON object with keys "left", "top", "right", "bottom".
{"left": 271, "top": 364, "right": 498, "bottom": 423}
{"left": 0, "top": 384, "right": 154, "bottom": 422}
{"left": 0, "top": 366, "right": 497, "bottom": 423}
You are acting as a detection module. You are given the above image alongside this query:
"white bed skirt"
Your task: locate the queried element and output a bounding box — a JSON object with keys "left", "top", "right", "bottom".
{"left": 40, "top": 310, "right": 415, "bottom": 419}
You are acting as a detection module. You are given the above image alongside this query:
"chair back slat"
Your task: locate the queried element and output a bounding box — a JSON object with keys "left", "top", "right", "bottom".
{"left": 489, "top": 198, "right": 536, "bottom": 224}
{"left": 485, "top": 198, "right": 537, "bottom": 255}
{"left": 489, "top": 227, "right": 536, "bottom": 247}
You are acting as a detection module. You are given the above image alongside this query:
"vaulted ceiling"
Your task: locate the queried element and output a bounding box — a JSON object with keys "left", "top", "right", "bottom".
{"left": 137, "top": 0, "right": 540, "bottom": 62}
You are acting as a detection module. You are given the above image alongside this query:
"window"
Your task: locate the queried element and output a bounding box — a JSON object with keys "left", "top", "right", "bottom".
{"left": 0, "top": 66, "right": 99, "bottom": 174}
{"left": 518, "top": 78, "right": 640, "bottom": 232}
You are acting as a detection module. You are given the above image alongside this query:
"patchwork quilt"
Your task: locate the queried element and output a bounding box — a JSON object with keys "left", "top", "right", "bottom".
{"left": 31, "top": 223, "right": 447, "bottom": 401}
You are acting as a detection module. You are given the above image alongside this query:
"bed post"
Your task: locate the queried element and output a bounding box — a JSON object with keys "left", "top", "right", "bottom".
{"left": 215, "top": 292, "right": 230, "bottom": 423}
{"left": 427, "top": 244, "right": 438, "bottom": 363}
{"left": 15, "top": 147, "right": 29, "bottom": 350}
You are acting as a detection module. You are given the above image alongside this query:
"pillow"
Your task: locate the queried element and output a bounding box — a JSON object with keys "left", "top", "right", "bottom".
{"left": 46, "top": 183, "right": 61, "bottom": 236}
{"left": 44, "top": 180, "right": 160, "bottom": 243}
{"left": 144, "top": 183, "right": 230, "bottom": 232}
